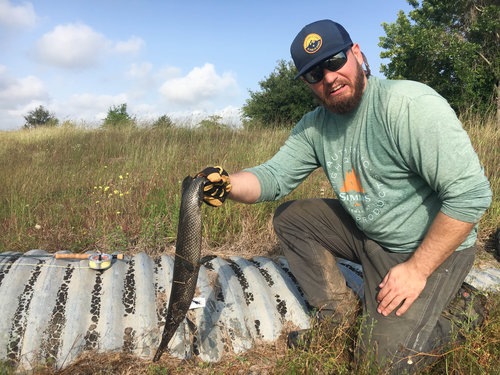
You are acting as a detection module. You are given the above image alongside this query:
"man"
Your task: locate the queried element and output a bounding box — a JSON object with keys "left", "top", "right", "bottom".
{"left": 196, "top": 20, "right": 492, "bottom": 373}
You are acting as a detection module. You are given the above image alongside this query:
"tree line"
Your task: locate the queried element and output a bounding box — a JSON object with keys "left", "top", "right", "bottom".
{"left": 22, "top": 104, "right": 174, "bottom": 130}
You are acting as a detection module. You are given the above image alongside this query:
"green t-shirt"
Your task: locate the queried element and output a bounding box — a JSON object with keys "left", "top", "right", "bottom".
{"left": 246, "top": 77, "right": 492, "bottom": 253}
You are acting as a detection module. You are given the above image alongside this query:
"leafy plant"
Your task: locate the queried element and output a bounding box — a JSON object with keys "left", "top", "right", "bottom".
{"left": 23, "top": 105, "right": 59, "bottom": 129}
{"left": 379, "top": 0, "right": 499, "bottom": 116}
{"left": 199, "top": 115, "right": 226, "bottom": 130}
{"left": 102, "top": 103, "right": 136, "bottom": 129}
{"left": 152, "top": 114, "right": 173, "bottom": 129}
{"left": 242, "top": 60, "right": 317, "bottom": 128}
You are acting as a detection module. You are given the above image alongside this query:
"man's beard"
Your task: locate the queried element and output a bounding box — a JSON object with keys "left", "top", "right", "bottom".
{"left": 314, "top": 62, "right": 366, "bottom": 115}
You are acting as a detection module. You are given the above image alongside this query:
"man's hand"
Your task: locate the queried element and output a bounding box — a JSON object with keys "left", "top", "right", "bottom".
{"left": 195, "top": 166, "right": 232, "bottom": 207}
{"left": 377, "top": 212, "right": 475, "bottom": 317}
{"left": 377, "top": 261, "right": 427, "bottom": 317}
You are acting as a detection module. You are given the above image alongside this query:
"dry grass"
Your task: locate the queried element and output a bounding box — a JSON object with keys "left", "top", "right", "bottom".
{"left": 0, "top": 125, "right": 337, "bottom": 260}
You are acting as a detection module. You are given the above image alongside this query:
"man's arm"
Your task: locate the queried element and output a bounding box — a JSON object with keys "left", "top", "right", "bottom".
{"left": 228, "top": 171, "right": 261, "bottom": 204}
{"left": 376, "top": 211, "right": 475, "bottom": 317}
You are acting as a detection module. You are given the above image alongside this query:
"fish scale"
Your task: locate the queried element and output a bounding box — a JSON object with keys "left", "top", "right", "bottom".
{"left": 153, "top": 176, "right": 205, "bottom": 361}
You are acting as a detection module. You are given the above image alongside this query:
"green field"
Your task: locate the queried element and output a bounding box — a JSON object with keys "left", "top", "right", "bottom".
{"left": 0, "top": 114, "right": 499, "bottom": 374}
{"left": 0, "top": 124, "right": 334, "bottom": 255}
{"left": 1, "top": 114, "right": 498, "bottom": 255}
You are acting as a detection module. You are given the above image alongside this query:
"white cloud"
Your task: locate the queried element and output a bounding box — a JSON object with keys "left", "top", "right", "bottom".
{"left": 0, "top": 60, "right": 243, "bottom": 130}
{"left": 169, "top": 106, "right": 243, "bottom": 128}
{"left": 114, "top": 36, "right": 144, "bottom": 54}
{"left": 155, "top": 66, "right": 182, "bottom": 81}
{"left": 58, "top": 92, "right": 129, "bottom": 123}
{"left": 0, "top": 0, "right": 36, "bottom": 30}
{"left": 0, "top": 66, "right": 50, "bottom": 129}
{"left": 33, "top": 23, "right": 144, "bottom": 69}
{"left": 0, "top": 65, "right": 48, "bottom": 108}
{"left": 159, "top": 63, "right": 238, "bottom": 106}
{"left": 34, "top": 23, "right": 110, "bottom": 68}
{"left": 0, "top": 75, "right": 46, "bottom": 106}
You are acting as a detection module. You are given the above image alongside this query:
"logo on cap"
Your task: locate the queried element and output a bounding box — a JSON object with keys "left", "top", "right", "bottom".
{"left": 303, "top": 33, "right": 322, "bottom": 54}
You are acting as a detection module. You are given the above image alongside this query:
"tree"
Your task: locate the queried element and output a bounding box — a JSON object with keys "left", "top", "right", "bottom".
{"left": 23, "top": 105, "right": 59, "bottom": 129}
{"left": 242, "top": 60, "right": 317, "bottom": 127}
{"left": 199, "top": 115, "right": 226, "bottom": 130}
{"left": 152, "top": 114, "right": 174, "bottom": 129}
{"left": 102, "top": 103, "right": 136, "bottom": 129}
{"left": 379, "top": 0, "right": 499, "bottom": 116}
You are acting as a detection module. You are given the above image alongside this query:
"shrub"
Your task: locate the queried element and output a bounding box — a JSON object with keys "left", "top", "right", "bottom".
{"left": 199, "top": 115, "right": 226, "bottom": 130}
{"left": 152, "top": 114, "right": 174, "bottom": 129}
{"left": 242, "top": 60, "right": 317, "bottom": 127}
{"left": 23, "top": 105, "right": 59, "bottom": 129}
{"left": 102, "top": 104, "right": 136, "bottom": 129}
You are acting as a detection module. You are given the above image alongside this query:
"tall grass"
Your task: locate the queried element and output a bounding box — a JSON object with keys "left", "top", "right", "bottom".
{"left": 0, "top": 114, "right": 498, "bottom": 254}
{"left": 277, "top": 292, "right": 500, "bottom": 375}
{"left": 461, "top": 113, "right": 500, "bottom": 240}
{"left": 0, "top": 125, "right": 330, "bottom": 254}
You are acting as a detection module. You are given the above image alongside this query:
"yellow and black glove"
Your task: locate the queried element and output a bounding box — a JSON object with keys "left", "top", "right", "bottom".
{"left": 195, "top": 166, "right": 232, "bottom": 207}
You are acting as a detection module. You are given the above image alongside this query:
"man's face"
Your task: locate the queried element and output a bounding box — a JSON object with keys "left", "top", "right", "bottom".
{"left": 304, "top": 44, "right": 367, "bottom": 115}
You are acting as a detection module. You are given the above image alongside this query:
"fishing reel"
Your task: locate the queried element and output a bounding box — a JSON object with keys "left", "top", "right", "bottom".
{"left": 54, "top": 252, "right": 125, "bottom": 270}
{"left": 88, "top": 253, "right": 113, "bottom": 270}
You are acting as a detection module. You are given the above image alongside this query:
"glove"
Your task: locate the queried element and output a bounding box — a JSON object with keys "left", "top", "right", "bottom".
{"left": 195, "top": 166, "right": 232, "bottom": 207}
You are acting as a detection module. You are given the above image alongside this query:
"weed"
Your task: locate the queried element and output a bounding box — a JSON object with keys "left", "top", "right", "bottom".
{"left": 0, "top": 125, "right": 330, "bottom": 253}
{"left": 0, "top": 360, "right": 15, "bottom": 375}
{"left": 147, "top": 363, "right": 169, "bottom": 375}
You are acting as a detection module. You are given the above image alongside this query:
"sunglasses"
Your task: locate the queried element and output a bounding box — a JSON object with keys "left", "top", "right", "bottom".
{"left": 302, "top": 50, "right": 349, "bottom": 84}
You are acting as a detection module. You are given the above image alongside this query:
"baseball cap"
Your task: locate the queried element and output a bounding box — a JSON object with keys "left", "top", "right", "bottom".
{"left": 291, "top": 20, "right": 353, "bottom": 79}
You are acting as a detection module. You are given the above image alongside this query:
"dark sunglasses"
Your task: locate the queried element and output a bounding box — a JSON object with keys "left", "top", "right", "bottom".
{"left": 302, "top": 49, "right": 349, "bottom": 84}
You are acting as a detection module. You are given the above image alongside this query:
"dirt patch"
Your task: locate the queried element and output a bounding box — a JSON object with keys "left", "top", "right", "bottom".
{"left": 37, "top": 336, "right": 290, "bottom": 375}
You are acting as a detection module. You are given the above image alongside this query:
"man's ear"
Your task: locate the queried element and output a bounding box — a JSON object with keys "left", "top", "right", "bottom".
{"left": 351, "top": 43, "right": 364, "bottom": 65}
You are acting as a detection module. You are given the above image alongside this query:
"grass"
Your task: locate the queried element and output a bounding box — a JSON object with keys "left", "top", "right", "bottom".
{"left": 0, "top": 114, "right": 497, "bottom": 254}
{"left": 0, "top": 124, "right": 333, "bottom": 255}
{"left": 277, "top": 293, "right": 500, "bottom": 375}
{"left": 0, "top": 113, "right": 498, "bottom": 374}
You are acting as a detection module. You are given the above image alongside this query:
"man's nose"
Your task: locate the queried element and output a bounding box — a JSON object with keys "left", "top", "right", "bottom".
{"left": 322, "top": 69, "right": 338, "bottom": 84}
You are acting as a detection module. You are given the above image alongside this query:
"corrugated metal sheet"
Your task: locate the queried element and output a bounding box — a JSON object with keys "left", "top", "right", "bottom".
{"left": 0, "top": 250, "right": 314, "bottom": 370}
{"left": 465, "top": 267, "right": 500, "bottom": 292}
{"left": 1, "top": 249, "right": 495, "bottom": 371}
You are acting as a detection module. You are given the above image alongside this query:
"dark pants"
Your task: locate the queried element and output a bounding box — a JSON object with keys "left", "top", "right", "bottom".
{"left": 273, "top": 199, "right": 475, "bottom": 374}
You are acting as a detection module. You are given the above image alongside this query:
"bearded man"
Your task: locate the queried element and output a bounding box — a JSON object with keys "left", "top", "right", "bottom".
{"left": 195, "top": 20, "right": 492, "bottom": 374}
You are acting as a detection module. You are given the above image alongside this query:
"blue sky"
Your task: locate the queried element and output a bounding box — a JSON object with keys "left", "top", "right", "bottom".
{"left": 0, "top": 0, "right": 414, "bottom": 130}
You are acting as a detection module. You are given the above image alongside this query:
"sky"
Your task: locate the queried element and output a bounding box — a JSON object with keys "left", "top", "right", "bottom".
{"left": 0, "top": 0, "right": 414, "bottom": 131}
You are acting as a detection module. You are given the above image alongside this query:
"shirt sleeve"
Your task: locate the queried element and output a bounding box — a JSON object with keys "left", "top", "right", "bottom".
{"left": 245, "top": 114, "right": 321, "bottom": 202}
{"left": 394, "top": 94, "right": 492, "bottom": 223}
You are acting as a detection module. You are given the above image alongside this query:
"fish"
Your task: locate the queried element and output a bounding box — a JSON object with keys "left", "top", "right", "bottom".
{"left": 153, "top": 176, "right": 205, "bottom": 362}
